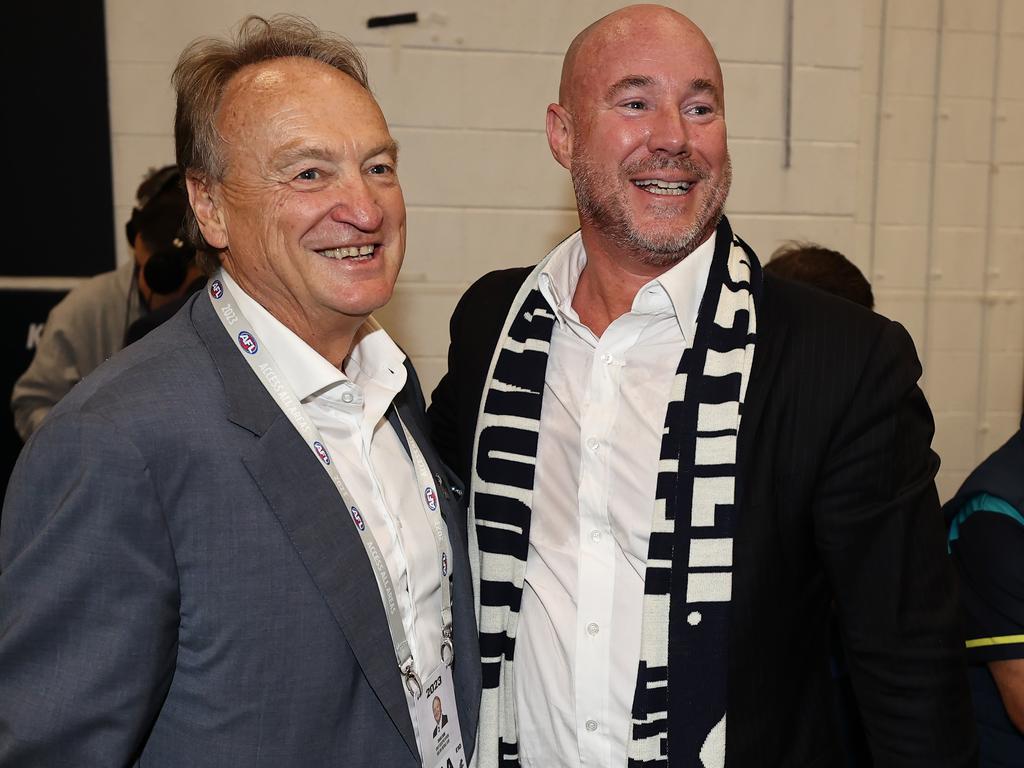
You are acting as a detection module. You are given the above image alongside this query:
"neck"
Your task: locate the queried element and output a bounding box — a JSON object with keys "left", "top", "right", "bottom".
{"left": 225, "top": 268, "right": 361, "bottom": 367}
{"left": 293, "top": 324, "right": 359, "bottom": 368}
{"left": 571, "top": 230, "right": 676, "bottom": 338}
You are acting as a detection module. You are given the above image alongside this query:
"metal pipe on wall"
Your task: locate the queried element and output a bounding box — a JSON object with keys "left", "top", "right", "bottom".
{"left": 920, "top": 0, "right": 947, "bottom": 381}
{"left": 975, "top": 0, "right": 1008, "bottom": 460}
{"left": 782, "top": 0, "right": 794, "bottom": 169}
{"left": 867, "top": 0, "right": 890, "bottom": 281}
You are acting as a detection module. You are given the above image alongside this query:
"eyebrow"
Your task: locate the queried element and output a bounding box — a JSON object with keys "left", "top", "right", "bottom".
{"left": 689, "top": 78, "right": 718, "bottom": 97}
{"left": 365, "top": 139, "right": 400, "bottom": 162}
{"left": 272, "top": 143, "right": 336, "bottom": 169}
{"left": 271, "top": 138, "right": 400, "bottom": 169}
{"left": 605, "top": 75, "right": 655, "bottom": 101}
{"left": 604, "top": 75, "right": 720, "bottom": 102}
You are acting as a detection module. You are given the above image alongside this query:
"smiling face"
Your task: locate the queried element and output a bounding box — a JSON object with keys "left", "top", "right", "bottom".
{"left": 548, "top": 7, "right": 731, "bottom": 268}
{"left": 188, "top": 56, "right": 405, "bottom": 358}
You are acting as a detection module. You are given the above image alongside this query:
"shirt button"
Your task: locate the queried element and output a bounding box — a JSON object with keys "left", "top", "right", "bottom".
{"left": 600, "top": 353, "right": 613, "bottom": 364}
{"left": 585, "top": 719, "right": 599, "bottom": 732}
{"left": 586, "top": 438, "right": 600, "bottom": 452}
{"left": 590, "top": 529, "right": 602, "bottom": 543}
{"left": 586, "top": 622, "right": 600, "bottom": 636}
{"left": 341, "top": 392, "right": 354, "bottom": 404}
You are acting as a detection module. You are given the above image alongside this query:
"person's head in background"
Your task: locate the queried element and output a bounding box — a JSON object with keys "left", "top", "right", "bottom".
{"left": 126, "top": 165, "right": 203, "bottom": 311}
{"left": 765, "top": 242, "right": 874, "bottom": 310}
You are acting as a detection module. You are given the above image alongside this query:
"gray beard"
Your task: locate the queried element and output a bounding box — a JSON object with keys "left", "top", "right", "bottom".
{"left": 572, "top": 153, "right": 732, "bottom": 266}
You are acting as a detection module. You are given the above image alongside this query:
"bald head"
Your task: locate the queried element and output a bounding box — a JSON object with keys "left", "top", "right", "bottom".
{"left": 559, "top": 5, "right": 722, "bottom": 110}
{"left": 545, "top": 3, "right": 732, "bottom": 269}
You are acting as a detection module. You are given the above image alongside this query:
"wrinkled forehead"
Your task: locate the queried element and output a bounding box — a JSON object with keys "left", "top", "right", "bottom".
{"left": 217, "top": 57, "right": 386, "bottom": 148}
{"left": 566, "top": 14, "right": 723, "bottom": 107}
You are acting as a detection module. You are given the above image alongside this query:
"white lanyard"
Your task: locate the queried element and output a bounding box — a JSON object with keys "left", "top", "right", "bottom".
{"left": 207, "top": 273, "right": 453, "bottom": 697}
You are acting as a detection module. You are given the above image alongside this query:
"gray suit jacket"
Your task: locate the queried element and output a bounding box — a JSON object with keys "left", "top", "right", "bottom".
{"left": 0, "top": 292, "right": 481, "bottom": 767}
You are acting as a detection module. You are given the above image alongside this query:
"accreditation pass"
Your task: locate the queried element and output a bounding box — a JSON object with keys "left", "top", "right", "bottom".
{"left": 414, "top": 662, "right": 465, "bottom": 768}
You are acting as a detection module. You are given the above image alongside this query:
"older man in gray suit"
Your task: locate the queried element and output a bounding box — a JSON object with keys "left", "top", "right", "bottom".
{"left": 0, "top": 16, "right": 479, "bottom": 767}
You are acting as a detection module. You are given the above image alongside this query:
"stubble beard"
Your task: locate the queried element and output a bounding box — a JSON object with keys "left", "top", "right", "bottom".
{"left": 572, "top": 151, "right": 733, "bottom": 267}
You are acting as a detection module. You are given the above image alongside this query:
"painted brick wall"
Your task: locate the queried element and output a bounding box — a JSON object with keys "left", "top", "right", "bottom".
{"left": 859, "top": 0, "right": 1023, "bottom": 499}
{"left": 105, "top": 0, "right": 1022, "bottom": 500}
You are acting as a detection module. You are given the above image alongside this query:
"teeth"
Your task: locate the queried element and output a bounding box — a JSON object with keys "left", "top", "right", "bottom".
{"left": 320, "top": 244, "right": 376, "bottom": 259}
{"left": 633, "top": 179, "right": 693, "bottom": 195}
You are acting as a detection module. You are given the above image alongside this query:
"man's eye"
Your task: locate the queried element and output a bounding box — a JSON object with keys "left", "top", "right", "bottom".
{"left": 368, "top": 163, "right": 394, "bottom": 175}
{"left": 296, "top": 169, "right": 320, "bottom": 181}
{"left": 623, "top": 100, "right": 646, "bottom": 110}
{"left": 687, "top": 105, "right": 713, "bottom": 116}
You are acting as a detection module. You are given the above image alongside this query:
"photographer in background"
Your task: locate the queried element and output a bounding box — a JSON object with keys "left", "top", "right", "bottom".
{"left": 10, "top": 166, "right": 200, "bottom": 440}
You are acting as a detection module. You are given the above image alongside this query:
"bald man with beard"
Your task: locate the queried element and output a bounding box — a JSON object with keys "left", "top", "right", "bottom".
{"left": 430, "top": 5, "right": 975, "bottom": 767}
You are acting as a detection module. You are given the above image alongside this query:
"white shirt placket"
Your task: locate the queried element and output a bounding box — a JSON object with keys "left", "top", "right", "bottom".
{"left": 575, "top": 318, "right": 645, "bottom": 767}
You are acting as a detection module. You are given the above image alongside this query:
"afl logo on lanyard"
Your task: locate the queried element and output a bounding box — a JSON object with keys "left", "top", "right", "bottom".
{"left": 350, "top": 506, "right": 366, "bottom": 531}
{"left": 424, "top": 486, "right": 438, "bottom": 511}
{"left": 237, "top": 331, "right": 258, "bottom": 355}
{"left": 312, "top": 441, "right": 331, "bottom": 465}
{"left": 441, "top": 551, "right": 449, "bottom": 576}
{"left": 209, "top": 279, "right": 224, "bottom": 299}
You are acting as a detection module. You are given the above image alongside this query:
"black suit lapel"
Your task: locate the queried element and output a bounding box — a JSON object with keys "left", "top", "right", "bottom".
{"left": 735, "top": 276, "right": 789, "bottom": 513}
{"left": 190, "top": 295, "right": 420, "bottom": 759}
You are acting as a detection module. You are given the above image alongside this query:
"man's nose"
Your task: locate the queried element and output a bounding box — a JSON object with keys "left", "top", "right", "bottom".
{"left": 647, "top": 107, "right": 690, "bottom": 156}
{"left": 329, "top": 175, "right": 384, "bottom": 231}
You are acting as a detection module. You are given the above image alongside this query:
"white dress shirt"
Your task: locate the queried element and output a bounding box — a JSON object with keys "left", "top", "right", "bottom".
{"left": 513, "top": 233, "right": 716, "bottom": 768}
{"left": 221, "top": 271, "right": 442, "bottom": 742}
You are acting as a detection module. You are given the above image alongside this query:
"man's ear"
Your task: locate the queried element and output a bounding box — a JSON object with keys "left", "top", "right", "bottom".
{"left": 186, "top": 173, "right": 229, "bottom": 250}
{"left": 546, "top": 103, "right": 574, "bottom": 171}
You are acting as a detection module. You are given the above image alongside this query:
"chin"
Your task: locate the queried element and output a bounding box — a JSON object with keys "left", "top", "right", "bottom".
{"left": 339, "top": 292, "right": 395, "bottom": 319}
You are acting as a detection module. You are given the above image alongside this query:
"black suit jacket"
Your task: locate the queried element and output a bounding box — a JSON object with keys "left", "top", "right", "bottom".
{"left": 428, "top": 260, "right": 976, "bottom": 766}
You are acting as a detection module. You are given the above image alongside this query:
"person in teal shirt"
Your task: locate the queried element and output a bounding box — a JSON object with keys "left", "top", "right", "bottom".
{"left": 944, "top": 417, "right": 1024, "bottom": 766}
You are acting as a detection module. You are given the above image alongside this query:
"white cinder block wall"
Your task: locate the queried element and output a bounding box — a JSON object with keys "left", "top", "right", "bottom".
{"left": 859, "top": 0, "right": 1023, "bottom": 498}
{"left": 106, "top": 0, "right": 1022, "bottom": 501}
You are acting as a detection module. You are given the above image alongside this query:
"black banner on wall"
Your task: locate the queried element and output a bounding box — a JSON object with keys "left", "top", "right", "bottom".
{"left": 1, "top": 290, "right": 69, "bottom": 500}
{"left": 3, "top": 0, "right": 112, "bottom": 499}
{"left": 5, "top": 1, "right": 114, "bottom": 277}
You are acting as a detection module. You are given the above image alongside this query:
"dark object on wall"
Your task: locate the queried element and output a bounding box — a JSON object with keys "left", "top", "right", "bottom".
{"left": 4, "top": 1, "right": 114, "bottom": 277}
{"left": 2, "top": 1, "right": 111, "bottom": 501}
{"left": 0, "top": 290, "right": 69, "bottom": 502}
{"left": 367, "top": 12, "right": 418, "bottom": 28}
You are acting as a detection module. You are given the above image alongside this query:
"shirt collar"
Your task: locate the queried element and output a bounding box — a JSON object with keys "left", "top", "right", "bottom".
{"left": 219, "top": 270, "right": 406, "bottom": 403}
{"left": 344, "top": 319, "right": 408, "bottom": 399}
{"left": 537, "top": 230, "right": 717, "bottom": 344}
{"left": 538, "top": 233, "right": 587, "bottom": 325}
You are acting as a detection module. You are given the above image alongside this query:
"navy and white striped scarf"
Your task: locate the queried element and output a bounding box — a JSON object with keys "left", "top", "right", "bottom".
{"left": 468, "top": 218, "right": 760, "bottom": 768}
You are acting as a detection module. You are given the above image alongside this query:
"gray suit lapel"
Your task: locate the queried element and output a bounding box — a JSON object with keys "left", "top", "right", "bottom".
{"left": 190, "top": 295, "right": 419, "bottom": 759}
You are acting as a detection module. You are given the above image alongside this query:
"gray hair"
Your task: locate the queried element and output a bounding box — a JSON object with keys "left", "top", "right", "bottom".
{"left": 172, "top": 14, "right": 369, "bottom": 263}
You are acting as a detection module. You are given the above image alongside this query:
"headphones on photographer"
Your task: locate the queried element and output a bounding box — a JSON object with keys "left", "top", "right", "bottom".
{"left": 125, "top": 166, "right": 195, "bottom": 297}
